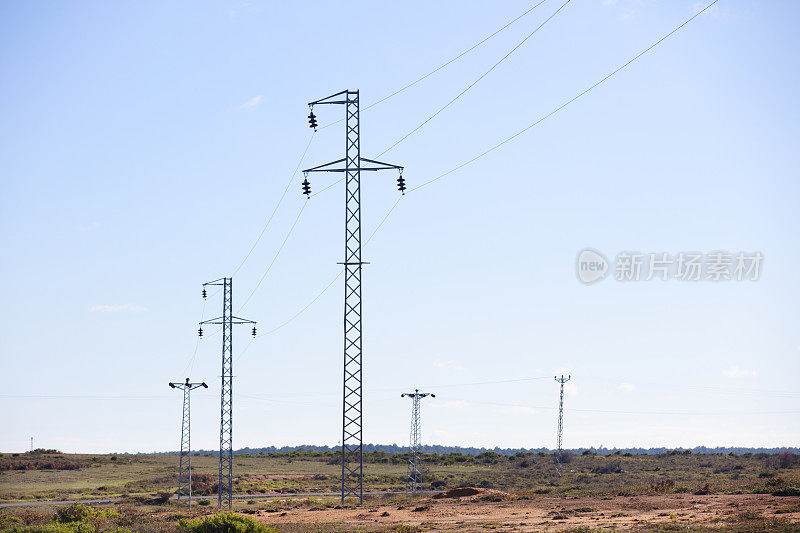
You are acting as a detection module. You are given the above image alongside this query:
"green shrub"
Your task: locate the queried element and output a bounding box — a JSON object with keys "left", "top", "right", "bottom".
{"left": 0, "top": 513, "right": 21, "bottom": 529}
{"left": 772, "top": 487, "right": 800, "bottom": 497}
{"left": 4, "top": 524, "right": 97, "bottom": 533}
{"left": 198, "top": 499, "right": 211, "bottom": 506}
{"left": 591, "top": 460, "right": 621, "bottom": 474}
{"left": 178, "top": 513, "right": 277, "bottom": 533}
{"left": 55, "top": 504, "right": 93, "bottom": 524}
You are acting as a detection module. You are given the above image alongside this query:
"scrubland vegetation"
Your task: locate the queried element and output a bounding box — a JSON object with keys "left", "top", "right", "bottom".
{"left": 1, "top": 449, "right": 799, "bottom": 531}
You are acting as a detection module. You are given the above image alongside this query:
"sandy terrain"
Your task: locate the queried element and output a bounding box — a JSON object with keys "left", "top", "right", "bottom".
{"left": 255, "top": 489, "right": 800, "bottom": 531}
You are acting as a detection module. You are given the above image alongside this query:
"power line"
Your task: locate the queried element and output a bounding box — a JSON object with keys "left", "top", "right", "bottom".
{"left": 411, "top": 0, "right": 721, "bottom": 192}
{"left": 249, "top": 195, "right": 403, "bottom": 339}
{"left": 239, "top": 1, "right": 556, "bottom": 300}
{"left": 232, "top": 133, "right": 315, "bottom": 277}
{"left": 376, "top": 0, "right": 573, "bottom": 158}
{"left": 263, "top": 1, "right": 721, "bottom": 333}
{"left": 461, "top": 398, "right": 799, "bottom": 417}
{"left": 237, "top": 199, "right": 308, "bottom": 312}
{"left": 425, "top": 376, "right": 551, "bottom": 389}
{"left": 320, "top": 0, "right": 552, "bottom": 130}
{"left": 6, "top": 392, "right": 795, "bottom": 416}
{"left": 180, "top": 295, "right": 208, "bottom": 377}
{"left": 262, "top": 272, "right": 342, "bottom": 335}
{"left": 216, "top": 1, "right": 552, "bottom": 322}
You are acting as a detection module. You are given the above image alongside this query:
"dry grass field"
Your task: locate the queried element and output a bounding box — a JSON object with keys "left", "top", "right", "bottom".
{"left": 1, "top": 450, "right": 799, "bottom": 531}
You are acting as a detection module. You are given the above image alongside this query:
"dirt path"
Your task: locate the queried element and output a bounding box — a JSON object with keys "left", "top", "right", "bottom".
{"left": 256, "top": 492, "right": 800, "bottom": 531}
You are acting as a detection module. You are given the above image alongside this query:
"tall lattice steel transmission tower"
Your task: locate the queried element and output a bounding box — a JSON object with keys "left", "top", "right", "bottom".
{"left": 198, "top": 278, "right": 256, "bottom": 508}
{"left": 401, "top": 389, "right": 435, "bottom": 494}
{"left": 169, "top": 378, "right": 208, "bottom": 508}
{"left": 554, "top": 375, "right": 571, "bottom": 478}
{"left": 302, "top": 90, "right": 404, "bottom": 504}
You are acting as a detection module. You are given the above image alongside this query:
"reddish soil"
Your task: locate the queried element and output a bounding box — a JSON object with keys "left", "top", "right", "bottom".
{"left": 255, "top": 489, "right": 800, "bottom": 531}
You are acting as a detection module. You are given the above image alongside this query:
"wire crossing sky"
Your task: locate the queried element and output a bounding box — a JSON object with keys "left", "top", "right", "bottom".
{"left": 1, "top": 0, "right": 798, "bottom": 453}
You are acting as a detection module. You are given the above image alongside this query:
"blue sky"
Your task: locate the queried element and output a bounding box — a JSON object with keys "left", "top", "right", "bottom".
{"left": 1, "top": 0, "right": 798, "bottom": 453}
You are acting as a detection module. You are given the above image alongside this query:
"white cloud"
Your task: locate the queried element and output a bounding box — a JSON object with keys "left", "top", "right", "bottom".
{"left": 438, "top": 400, "right": 469, "bottom": 409}
{"left": 434, "top": 360, "right": 465, "bottom": 371}
{"left": 79, "top": 221, "right": 101, "bottom": 231}
{"left": 228, "top": 2, "right": 254, "bottom": 18}
{"left": 618, "top": 382, "right": 635, "bottom": 393}
{"left": 565, "top": 383, "right": 579, "bottom": 395}
{"left": 90, "top": 304, "right": 147, "bottom": 313}
{"left": 600, "top": 0, "right": 636, "bottom": 21}
{"left": 496, "top": 405, "right": 537, "bottom": 415}
{"left": 723, "top": 365, "right": 756, "bottom": 379}
{"left": 240, "top": 95, "right": 263, "bottom": 110}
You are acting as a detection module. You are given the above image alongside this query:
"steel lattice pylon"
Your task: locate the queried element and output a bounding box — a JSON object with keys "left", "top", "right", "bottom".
{"left": 554, "top": 375, "right": 571, "bottom": 478}
{"left": 401, "top": 390, "right": 434, "bottom": 493}
{"left": 169, "top": 378, "right": 207, "bottom": 509}
{"left": 199, "top": 278, "right": 256, "bottom": 508}
{"left": 302, "top": 90, "right": 404, "bottom": 503}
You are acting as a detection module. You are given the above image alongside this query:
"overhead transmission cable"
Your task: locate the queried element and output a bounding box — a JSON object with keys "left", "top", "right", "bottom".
{"left": 376, "top": 0, "right": 573, "bottom": 158}
{"left": 308, "top": 0, "right": 571, "bottom": 196}
{"left": 225, "top": 2, "right": 553, "bottom": 307}
{"left": 251, "top": 195, "right": 405, "bottom": 340}
{"left": 256, "top": 0, "right": 721, "bottom": 335}
{"left": 320, "top": 0, "right": 551, "bottom": 130}
{"left": 237, "top": 199, "right": 309, "bottom": 312}
{"left": 411, "top": 0, "right": 721, "bottom": 192}
{"left": 231, "top": 133, "right": 315, "bottom": 277}
{"left": 179, "top": 296, "right": 207, "bottom": 377}
{"left": 462, "top": 398, "right": 799, "bottom": 417}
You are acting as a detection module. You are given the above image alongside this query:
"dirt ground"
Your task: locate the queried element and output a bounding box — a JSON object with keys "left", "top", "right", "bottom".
{"left": 255, "top": 490, "right": 800, "bottom": 531}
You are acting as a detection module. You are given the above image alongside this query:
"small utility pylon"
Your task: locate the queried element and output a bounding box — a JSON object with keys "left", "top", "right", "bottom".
{"left": 199, "top": 278, "right": 256, "bottom": 509}
{"left": 302, "top": 90, "right": 404, "bottom": 504}
{"left": 169, "top": 378, "right": 208, "bottom": 508}
{"left": 554, "top": 375, "right": 571, "bottom": 478}
{"left": 401, "top": 389, "right": 435, "bottom": 494}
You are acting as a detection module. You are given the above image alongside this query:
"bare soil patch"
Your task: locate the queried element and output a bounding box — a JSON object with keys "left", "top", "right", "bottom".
{"left": 255, "top": 492, "right": 800, "bottom": 531}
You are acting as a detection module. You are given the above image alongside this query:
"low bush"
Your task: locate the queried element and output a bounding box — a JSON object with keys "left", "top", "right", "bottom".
{"left": 649, "top": 479, "right": 675, "bottom": 493}
{"left": 772, "top": 487, "right": 800, "bottom": 497}
{"left": 555, "top": 451, "right": 573, "bottom": 464}
{"left": 766, "top": 453, "right": 798, "bottom": 470}
{"left": 178, "top": 513, "right": 277, "bottom": 533}
{"left": 3, "top": 524, "right": 97, "bottom": 533}
{"left": 55, "top": 504, "right": 94, "bottom": 524}
{"left": 591, "top": 460, "right": 622, "bottom": 474}
{"left": 191, "top": 474, "right": 217, "bottom": 496}
{"left": 0, "top": 513, "right": 21, "bottom": 529}
{"left": 694, "top": 483, "right": 712, "bottom": 495}
{"left": 0, "top": 459, "right": 83, "bottom": 472}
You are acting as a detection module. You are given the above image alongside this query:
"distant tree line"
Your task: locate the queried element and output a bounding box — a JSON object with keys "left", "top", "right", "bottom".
{"left": 142, "top": 444, "right": 799, "bottom": 456}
